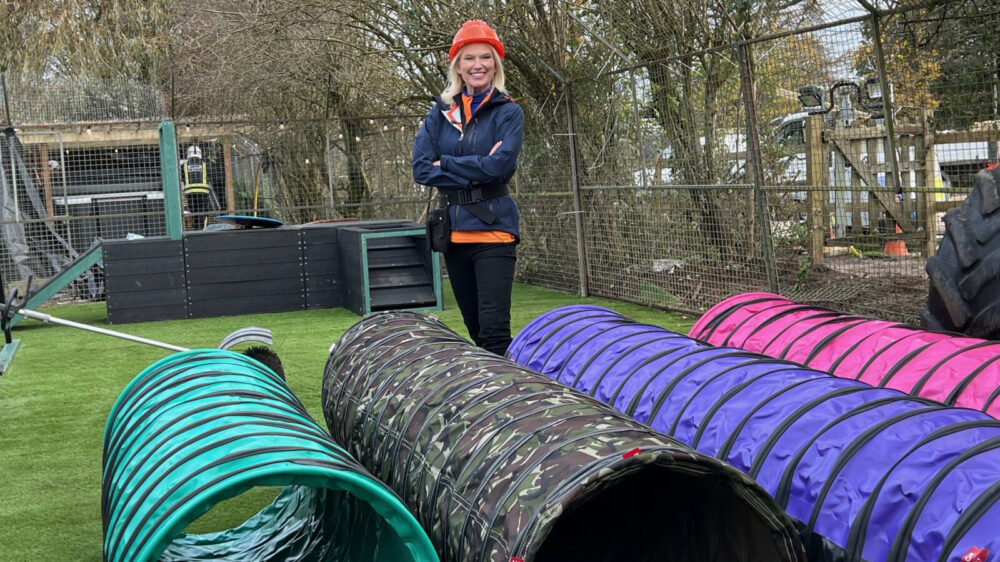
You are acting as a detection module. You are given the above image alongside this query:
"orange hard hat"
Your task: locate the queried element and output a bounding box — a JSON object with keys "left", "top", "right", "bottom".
{"left": 449, "top": 20, "right": 505, "bottom": 61}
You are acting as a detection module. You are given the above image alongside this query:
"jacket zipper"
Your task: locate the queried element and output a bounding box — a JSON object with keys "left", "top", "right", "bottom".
{"left": 458, "top": 100, "right": 467, "bottom": 153}
{"left": 459, "top": 92, "right": 502, "bottom": 152}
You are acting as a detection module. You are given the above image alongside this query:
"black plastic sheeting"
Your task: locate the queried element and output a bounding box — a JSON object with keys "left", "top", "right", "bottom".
{"left": 0, "top": 132, "right": 101, "bottom": 296}
{"left": 102, "top": 348, "right": 437, "bottom": 562}
{"left": 509, "top": 305, "right": 1000, "bottom": 562}
{"left": 322, "top": 310, "right": 807, "bottom": 562}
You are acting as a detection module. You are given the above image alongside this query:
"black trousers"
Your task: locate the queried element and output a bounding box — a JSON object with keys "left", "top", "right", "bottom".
{"left": 444, "top": 242, "right": 517, "bottom": 356}
{"left": 185, "top": 192, "right": 218, "bottom": 229}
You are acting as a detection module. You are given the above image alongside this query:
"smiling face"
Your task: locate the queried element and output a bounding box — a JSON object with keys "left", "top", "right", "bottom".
{"left": 457, "top": 43, "right": 496, "bottom": 94}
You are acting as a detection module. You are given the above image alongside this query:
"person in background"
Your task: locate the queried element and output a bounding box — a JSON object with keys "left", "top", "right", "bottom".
{"left": 412, "top": 19, "right": 524, "bottom": 356}
{"left": 182, "top": 143, "right": 218, "bottom": 229}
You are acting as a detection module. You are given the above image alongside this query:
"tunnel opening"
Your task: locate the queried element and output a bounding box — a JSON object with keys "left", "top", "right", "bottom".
{"left": 535, "top": 465, "right": 783, "bottom": 562}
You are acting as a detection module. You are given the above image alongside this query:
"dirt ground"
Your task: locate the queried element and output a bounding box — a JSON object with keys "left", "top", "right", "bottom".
{"left": 779, "top": 253, "right": 929, "bottom": 325}
{"left": 638, "top": 249, "right": 930, "bottom": 326}
{"left": 822, "top": 253, "right": 928, "bottom": 279}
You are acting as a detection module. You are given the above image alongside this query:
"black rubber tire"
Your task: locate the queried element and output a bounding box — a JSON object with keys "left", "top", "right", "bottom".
{"left": 922, "top": 166, "right": 1000, "bottom": 338}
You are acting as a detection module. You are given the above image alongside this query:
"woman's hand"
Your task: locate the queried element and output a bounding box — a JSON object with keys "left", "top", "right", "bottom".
{"left": 433, "top": 160, "right": 440, "bottom": 166}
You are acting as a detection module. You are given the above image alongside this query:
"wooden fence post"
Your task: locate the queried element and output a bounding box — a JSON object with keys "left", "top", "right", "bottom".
{"left": 805, "top": 115, "right": 826, "bottom": 265}
{"left": 223, "top": 136, "right": 235, "bottom": 212}
{"left": 38, "top": 143, "right": 53, "bottom": 217}
{"left": 922, "top": 110, "right": 937, "bottom": 257}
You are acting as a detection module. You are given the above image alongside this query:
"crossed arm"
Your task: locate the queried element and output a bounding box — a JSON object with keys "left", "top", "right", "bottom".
{"left": 433, "top": 141, "right": 502, "bottom": 166}
{"left": 413, "top": 105, "right": 524, "bottom": 189}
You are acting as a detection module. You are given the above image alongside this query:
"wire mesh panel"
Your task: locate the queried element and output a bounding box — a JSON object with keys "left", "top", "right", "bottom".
{"left": 515, "top": 192, "right": 580, "bottom": 294}
{"left": 767, "top": 188, "right": 935, "bottom": 325}
{"left": 510, "top": 78, "right": 581, "bottom": 293}
{"left": 743, "top": 3, "right": 998, "bottom": 324}
{"left": 583, "top": 185, "right": 772, "bottom": 313}
{"left": 0, "top": 128, "right": 166, "bottom": 303}
{"left": 170, "top": 117, "right": 431, "bottom": 231}
{"left": 2, "top": 73, "right": 166, "bottom": 125}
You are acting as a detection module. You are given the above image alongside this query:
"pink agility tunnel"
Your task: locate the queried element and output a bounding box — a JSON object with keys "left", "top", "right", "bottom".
{"left": 689, "top": 292, "right": 1000, "bottom": 416}
{"left": 509, "top": 305, "right": 1000, "bottom": 562}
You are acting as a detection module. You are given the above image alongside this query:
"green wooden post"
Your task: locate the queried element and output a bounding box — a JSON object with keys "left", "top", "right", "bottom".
{"left": 159, "top": 120, "right": 183, "bottom": 240}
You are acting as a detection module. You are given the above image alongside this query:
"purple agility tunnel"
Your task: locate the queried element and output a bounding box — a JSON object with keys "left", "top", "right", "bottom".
{"left": 688, "top": 292, "right": 1000, "bottom": 417}
{"left": 508, "top": 305, "right": 1000, "bottom": 562}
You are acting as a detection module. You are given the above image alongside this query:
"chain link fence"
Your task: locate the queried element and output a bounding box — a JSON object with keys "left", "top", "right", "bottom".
{"left": 1, "top": 0, "right": 997, "bottom": 324}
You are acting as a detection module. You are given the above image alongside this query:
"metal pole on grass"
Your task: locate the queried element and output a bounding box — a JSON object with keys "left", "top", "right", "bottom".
{"left": 12, "top": 306, "right": 187, "bottom": 351}
{"left": 566, "top": 86, "right": 589, "bottom": 297}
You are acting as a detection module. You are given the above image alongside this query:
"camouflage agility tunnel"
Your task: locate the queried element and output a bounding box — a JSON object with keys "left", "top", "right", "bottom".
{"left": 322, "top": 311, "right": 807, "bottom": 562}
{"left": 509, "top": 305, "right": 1000, "bottom": 562}
{"left": 690, "top": 292, "right": 1000, "bottom": 416}
{"left": 102, "top": 349, "right": 437, "bottom": 562}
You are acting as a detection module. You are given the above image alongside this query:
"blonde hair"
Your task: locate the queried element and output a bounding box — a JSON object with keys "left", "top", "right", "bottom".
{"left": 441, "top": 44, "right": 506, "bottom": 106}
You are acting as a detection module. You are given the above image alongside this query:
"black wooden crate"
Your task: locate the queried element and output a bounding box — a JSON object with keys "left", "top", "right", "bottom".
{"left": 338, "top": 222, "right": 440, "bottom": 316}
{"left": 183, "top": 229, "right": 304, "bottom": 318}
{"left": 104, "top": 237, "right": 187, "bottom": 324}
{"left": 299, "top": 223, "right": 345, "bottom": 310}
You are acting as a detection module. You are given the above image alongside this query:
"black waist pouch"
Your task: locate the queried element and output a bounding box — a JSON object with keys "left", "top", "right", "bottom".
{"left": 426, "top": 207, "right": 450, "bottom": 253}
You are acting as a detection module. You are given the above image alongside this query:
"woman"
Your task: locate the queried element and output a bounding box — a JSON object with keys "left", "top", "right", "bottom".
{"left": 412, "top": 19, "right": 524, "bottom": 356}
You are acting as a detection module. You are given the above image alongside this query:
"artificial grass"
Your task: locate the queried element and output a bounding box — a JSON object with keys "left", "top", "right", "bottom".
{"left": 0, "top": 283, "right": 693, "bottom": 561}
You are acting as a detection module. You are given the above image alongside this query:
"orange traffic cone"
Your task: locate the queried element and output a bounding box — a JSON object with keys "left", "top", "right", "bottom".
{"left": 884, "top": 224, "right": 907, "bottom": 256}
{"left": 884, "top": 240, "right": 907, "bottom": 256}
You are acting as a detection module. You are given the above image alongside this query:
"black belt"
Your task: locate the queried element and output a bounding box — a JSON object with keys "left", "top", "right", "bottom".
{"left": 439, "top": 185, "right": 509, "bottom": 207}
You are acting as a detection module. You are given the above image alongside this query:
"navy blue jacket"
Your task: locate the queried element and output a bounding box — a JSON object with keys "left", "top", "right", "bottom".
{"left": 412, "top": 89, "right": 523, "bottom": 239}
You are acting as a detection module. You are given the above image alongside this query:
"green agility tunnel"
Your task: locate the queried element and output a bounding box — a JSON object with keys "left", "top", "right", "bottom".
{"left": 322, "top": 311, "right": 806, "bottom": 562}
{"left": 102, "top": 349, "right": 437, "bottom": 562}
